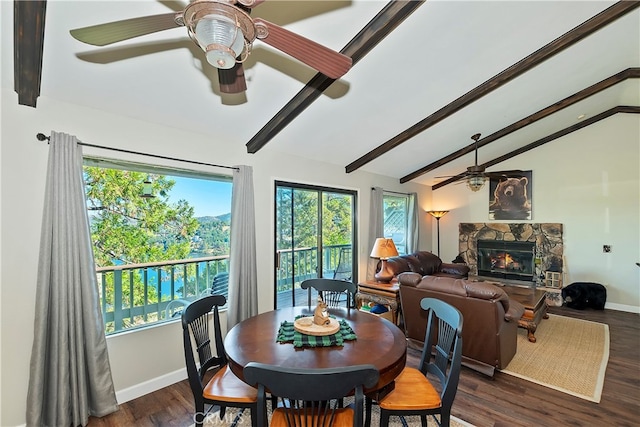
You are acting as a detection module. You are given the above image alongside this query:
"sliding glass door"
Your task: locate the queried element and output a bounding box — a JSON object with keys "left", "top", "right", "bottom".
{"left": 274, "top": 181, "right": 357, "bottom": 309}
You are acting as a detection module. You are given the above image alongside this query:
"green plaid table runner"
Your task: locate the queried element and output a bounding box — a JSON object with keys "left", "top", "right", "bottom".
{"left": 277, "top": 318, "right": 357, "bottom": 348}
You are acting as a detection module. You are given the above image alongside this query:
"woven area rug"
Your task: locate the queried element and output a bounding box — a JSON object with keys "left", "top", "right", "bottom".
{"left": 501, "top": 313, "right": 609, "bottom": 403}
{"left": 195, "top": 405, "right": 474, "bottom": 426}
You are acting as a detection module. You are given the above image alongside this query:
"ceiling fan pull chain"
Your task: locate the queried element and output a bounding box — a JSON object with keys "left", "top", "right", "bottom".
{"left": 231, "top": 14, "right": 248, "bottom": 64}
{"left": 237, "top": 40, "right": 252, "bottom": 63}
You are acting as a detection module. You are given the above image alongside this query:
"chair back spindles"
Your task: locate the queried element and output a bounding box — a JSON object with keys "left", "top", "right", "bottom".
{"left": 181, "top": 295, "right": 257, "bottom": 427}
{"left": 245, "top": 363, "right": 379, "bottom": 427}
{"left": 377, "top": 297, "right": 463, "bottom": 427}
{"left": 301, "top": 278, "right": 357, "bottom": 310}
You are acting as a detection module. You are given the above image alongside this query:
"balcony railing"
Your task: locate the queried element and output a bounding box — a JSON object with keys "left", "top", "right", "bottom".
{"left": 97, "top": 244, "right": 352, "bottom": 334}
{"left": 96, "top": 256, "right": 229, "bottom": 334}
{"left": 276, "top": 244, "right": 352, "bottom": 308}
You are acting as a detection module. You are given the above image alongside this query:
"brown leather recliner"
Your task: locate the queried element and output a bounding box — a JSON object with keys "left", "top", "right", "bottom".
{"left": 383, "top": 251, "right": 470, "bottom": 279}
{"left": 398, "top": 273, "right": 525, "bottom": 377}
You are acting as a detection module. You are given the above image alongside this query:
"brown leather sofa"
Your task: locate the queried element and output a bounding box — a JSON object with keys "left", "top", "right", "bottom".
{"left": 383, "top": 251, "right": 470, "bottom": 279}
{"left": 398, "top": 273, "right": 525, "bottom": 376}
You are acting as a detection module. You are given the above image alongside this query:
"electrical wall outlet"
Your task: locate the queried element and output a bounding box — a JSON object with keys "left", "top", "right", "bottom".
{"left": 603, "top": 245, "right": 612, "bottom": 253}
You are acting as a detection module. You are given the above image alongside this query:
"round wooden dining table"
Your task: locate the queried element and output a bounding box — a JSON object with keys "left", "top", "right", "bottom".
{"left": 224, "top": 306, "right": 407, "bottom": 393}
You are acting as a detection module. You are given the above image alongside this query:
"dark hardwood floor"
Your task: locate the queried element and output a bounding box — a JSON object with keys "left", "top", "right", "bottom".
{"left": 88, "top": 306, "right": 639, "bottom": 427}
{"left": 450, "top": 306, "right": 640, "bottom": 427}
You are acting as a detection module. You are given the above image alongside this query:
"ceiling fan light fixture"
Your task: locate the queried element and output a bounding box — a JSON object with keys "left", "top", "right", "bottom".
{"left": 195, "top": 14, "right": 245, "bottom": 69}
{"left": 466, "top": 176, "right": 486, "bottom": 192}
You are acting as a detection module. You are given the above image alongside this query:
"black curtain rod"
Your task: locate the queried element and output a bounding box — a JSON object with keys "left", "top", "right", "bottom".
{"left": 372, "top": 187, "right": 410, "bottom": 196}
{"left": 36, "top": 133, "right": 238, "bottom": 171}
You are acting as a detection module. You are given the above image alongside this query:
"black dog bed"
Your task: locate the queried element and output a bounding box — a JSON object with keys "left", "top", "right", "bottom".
{"left": 561, "top": 282, "right": 606, "bottom": 310}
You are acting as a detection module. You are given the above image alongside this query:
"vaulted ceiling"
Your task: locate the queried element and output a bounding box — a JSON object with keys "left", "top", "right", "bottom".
{"left": 6, "top": 0, "right": 640, "bottom": 189}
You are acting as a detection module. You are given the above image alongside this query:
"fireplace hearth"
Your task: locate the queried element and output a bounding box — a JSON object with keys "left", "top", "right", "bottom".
{"left": 458, "top": 223, "right": 563, "bottom": 288}
{"left": 477, "top": 240, "right": 535, "bottom": 282}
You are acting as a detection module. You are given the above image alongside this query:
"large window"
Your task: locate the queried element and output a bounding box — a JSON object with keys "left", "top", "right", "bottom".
{"left": 274, "top": 182, "right": 357, "bottom": 309}
{"left": 84, "top": 158, "right": 232, "bottom": 334}
{"left": 383, "top": 193, "right": 409, "bottom": 255}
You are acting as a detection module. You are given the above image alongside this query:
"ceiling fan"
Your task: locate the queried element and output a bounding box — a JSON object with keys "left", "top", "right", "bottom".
{"left": 69, "top": 0, "right": 352, "bottom": 94}
{"left": 437, "top": 133, "right": 522, "bottom": 191}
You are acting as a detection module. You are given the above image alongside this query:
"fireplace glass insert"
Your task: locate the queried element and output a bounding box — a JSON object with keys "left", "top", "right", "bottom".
{"left": 476, "top": 240, "right": 535, "bottom": 282}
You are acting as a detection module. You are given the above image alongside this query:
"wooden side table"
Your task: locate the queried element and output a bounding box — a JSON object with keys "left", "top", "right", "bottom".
{"left": 502, "top": 285, "right": 549, "bottom": 343}
{"left": 356, "top": 280, "right": 401, "bottom": 326}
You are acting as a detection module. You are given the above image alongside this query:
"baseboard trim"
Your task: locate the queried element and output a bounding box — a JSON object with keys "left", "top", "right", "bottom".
{"left": 115, "top": 368, "right": 187, "bottom": 404}
{"left": 604, "top": 302, "right": 640, "bottom": 314}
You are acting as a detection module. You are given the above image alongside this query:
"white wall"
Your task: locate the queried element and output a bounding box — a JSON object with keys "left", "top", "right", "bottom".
{"left": 0, "top": 90, "right": 432, "bottom": 426}
{"left": 432, "top": 114, "right": 640, "bottom": 313}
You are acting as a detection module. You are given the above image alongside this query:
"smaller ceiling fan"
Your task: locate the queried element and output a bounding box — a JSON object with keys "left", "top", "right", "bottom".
{"left": 69, "top": 0, "right": 352, "bottom": 93}
{"left": 436, "top": 133, "right": 522, "bottom": 191}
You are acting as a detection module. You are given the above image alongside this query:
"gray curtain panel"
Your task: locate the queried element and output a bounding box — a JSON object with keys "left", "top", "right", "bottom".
{"left": 227, "top": 165, "right": 258, "bottom": 329}
{"left": 26, "top": 132, "right": 118, "bottom": 426}
{"left": 366, "top": 187, "right": 384, "bottom": 280}
{"left": 406, "top": 192, "right": 419, "bottom": 253}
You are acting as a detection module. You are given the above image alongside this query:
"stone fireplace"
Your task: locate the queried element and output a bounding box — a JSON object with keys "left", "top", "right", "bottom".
{"left": 458, "top": 223, "right": 563, "bottom": 287}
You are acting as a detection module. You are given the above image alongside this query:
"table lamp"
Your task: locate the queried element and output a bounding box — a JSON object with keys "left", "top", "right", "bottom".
{"left": 370, "top": 238, "right": 399, "bottom": 283}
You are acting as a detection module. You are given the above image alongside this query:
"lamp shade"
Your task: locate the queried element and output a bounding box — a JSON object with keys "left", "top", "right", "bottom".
{"left": 195, "top": 14, "right": 245, "bottom": 69}
{"left": 427, "top": 210, "right": 449, "bottom": 219}
{"left": 370, "top": 238, "right": 399, "bottom": 259}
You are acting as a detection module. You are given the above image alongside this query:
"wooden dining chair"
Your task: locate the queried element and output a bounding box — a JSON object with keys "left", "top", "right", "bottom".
{"left": 373, "top": 297, "right": 463, "bottom": 427}
{"left": 244, "top": 362, "right": 379, "bottom": 427}
{"left": 181, "top": 295, "right": 258, "bottom": 427}
{"left": 301, "top": 278, "right": 357, "bottom": 309}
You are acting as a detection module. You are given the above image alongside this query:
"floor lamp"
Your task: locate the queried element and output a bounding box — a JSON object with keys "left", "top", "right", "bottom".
{"left": 427, "top": 210, "right": 449, "bottom": 257}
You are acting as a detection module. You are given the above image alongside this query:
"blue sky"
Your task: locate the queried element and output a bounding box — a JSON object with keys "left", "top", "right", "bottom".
{"left": 168, "top": 176, "right": 232, "bottom": 218}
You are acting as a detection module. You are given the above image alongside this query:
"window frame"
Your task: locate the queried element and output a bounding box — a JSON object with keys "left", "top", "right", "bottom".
{"left": 382, "top": 192, "right": 410, "bottom": 255}
{"left": 84, "top": 156, "right": 233, "bottom": 335}
{"left": 273, "top": 181, "right": 358, "bottom": 309}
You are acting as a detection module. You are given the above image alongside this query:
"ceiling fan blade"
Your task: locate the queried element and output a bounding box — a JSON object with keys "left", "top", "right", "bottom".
{"left": 495, "top": 169, "right": 524, "bottom": 174}
{"left": 485, "top": 170, "right": 525, "bottom": 178}
{"left": 435, "top": 174, "right": 462, "bottom": 179}
{"left": 252, "top": 18, "right": 352, "bottom": 79}
{"left": 218, "top": 63, "right": 247, "bottom": 94}
{"left": 435, "top": 174, "right": 467, "bottom": 182}
{"left": 70, "top": 13, "right": 182, "bottom": 46}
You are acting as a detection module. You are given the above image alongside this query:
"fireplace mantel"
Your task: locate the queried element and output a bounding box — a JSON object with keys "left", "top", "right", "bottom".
{"left": 458, "top": 223, "right": 563, "bottom": 287}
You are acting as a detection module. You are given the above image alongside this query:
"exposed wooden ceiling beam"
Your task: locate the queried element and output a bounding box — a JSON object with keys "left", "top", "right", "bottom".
{"left": 432, "top": 106, "right": 640, "bottom": 190}
{"left": 245, "top": 0, "right": 425, "bottom": 154}
{"left": 345, "top": 1, "right": 640, "bottom": 174}
{"left": 400, "top": 67, "right": 640, "bottom": 183}
{"left": 14, "top": 0, "right": 47, "bottom": 107}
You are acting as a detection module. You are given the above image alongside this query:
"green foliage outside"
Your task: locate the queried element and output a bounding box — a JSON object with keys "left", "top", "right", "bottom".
{"left": 191, "top": 216, "right": 231, "bottom": 256}
{"left": 275, "top": 188, "right": 352, "bottom": 250}
{"left": 85, "top": 167, "right": 198, "bottom": 266}
{"left": 322, "top": 192, "right": 353, "bottom": 246}
{"left": 275, "top": 187, "right": 353, "bottom": 292}
{"left": 84, "top": 166, "right": 231, "bottom": 332}
{"left": 383, "top": 194, "right": 408, "bottom": 254}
